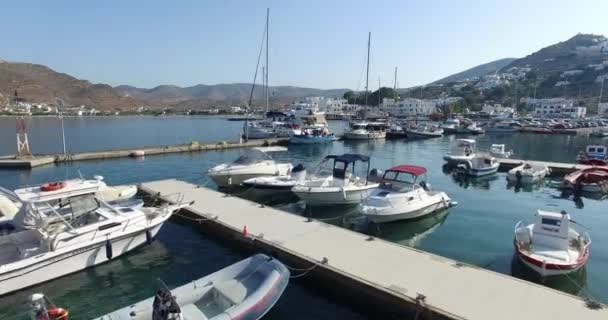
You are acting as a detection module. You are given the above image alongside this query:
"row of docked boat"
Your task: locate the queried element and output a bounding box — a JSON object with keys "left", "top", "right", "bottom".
{"left": 207, "top": 148, "right": 457, "bottom": 223}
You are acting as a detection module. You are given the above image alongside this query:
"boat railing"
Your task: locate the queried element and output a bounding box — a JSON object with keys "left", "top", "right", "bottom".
{"left": 0, "top": 186, "right": 20, "bottom": 203}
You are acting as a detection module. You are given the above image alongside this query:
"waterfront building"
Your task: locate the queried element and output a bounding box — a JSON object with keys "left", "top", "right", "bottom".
{"left": 525, "top": 98, "right": 586, "bottom": 118}
{"left": 599, "top": 102, "right": 608, "bottom": 115}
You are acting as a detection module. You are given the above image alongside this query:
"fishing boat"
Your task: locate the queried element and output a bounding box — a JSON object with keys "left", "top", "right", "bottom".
{"left": 289, "top": 126, "right": 334, "bottom": 144}
{"left": 385, "top": 125, "right": 407, "bottom": 139}
{"left": 441, "top": 118, "right": 460, "bottom": 134}
{"left": 207, "top": 147, "right": 293, "bottom": 188}
{"left": 0, "top": 177, "right": 138, "bottom": 228}
{"left": 292, "top": 154, "right": 379, "bottom": 206}
{"left": 443, "top": 139, "right": 476, "bottom": 164}
{"left": 507, "top": 162, "right": 551, "bottom": 184}
{"left": 0, "top": 194, "right": 190, "bottom": 296}
{"left": 404, "top": 124, "right": 443, "bottom": 139}
{"left": 562, "top": 167, "right": 608, "bottom": 194}
{"left": 514, "top": 210, "right": 590, "bottom": 277}
{"left": 343, "top": 121, "right": 387, "bottom": 140}
{"left": 489, "top": 144, "right": 512, "bottom": 158}
{"left": 362, "top": 165, "right": 455, "bottom": 223}
{"left": 457, "top": 122, "right": 485, "bottom": 134}
{"left": 242, "top": 164, "right": 307, "bottom": 194}
{"left": 576, "top": 145, "right": 607, "bottom": 165}
{"left": 94, "top": 254, "right": 289, "bottom": 320}
{"left": 456, "top": 155, "right": 499, "bottom": 176}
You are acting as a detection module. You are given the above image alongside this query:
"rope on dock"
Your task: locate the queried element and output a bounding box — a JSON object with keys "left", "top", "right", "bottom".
{"left": 287, "top": 257, "right": 329, "bottom": 279}
{"left": 173, "top": 212, "right": 219, "bottom": 222}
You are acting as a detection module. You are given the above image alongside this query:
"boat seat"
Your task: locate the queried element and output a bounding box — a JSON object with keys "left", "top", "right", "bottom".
{"left": 532, "top": 245, "right": 571, "bottom": 262}
{"left": 180, "top": 304, "right": 209, "bottom": 320}
{"left": 214, "top": 279, "right": 248, "bottom": 304}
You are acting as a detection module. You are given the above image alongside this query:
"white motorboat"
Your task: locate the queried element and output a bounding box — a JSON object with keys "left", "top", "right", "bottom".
{"left": 404, "top": 124, "right": 443, "bottom": 139}
{"left": 507, "top": 162, "right": 550, "bottom": 184}
{"left": 456, "top": 155, "right": 499, "bottom": 176}
{"left": 458, "top": 122, "right": 484, "bottom": 134}
{"left": 242, "top": 164, "right": 307, "bottom": 194}
{"left": 441, "top": 118, "right": 460, "bottom": 134}
{"left": 362, "top": 165, "right": 454, "bottom": 223}
{"left": 0, "top": 193, "right": 191, "bottom": 296}
{"left": 0, "top": 177, "right": 138, "bottom": 228}
{"left": 292, "top": 154, "right": 379, "bottom": 206}
{"left": 514, "top": 210, "right": 590, "bottom": 276}
{"left": 343, "top": 122, "right": 387, "bottom": 140}
{"left": 489, "top": 144, "right": 512, "bottom": 158}
{"left": 94, "top": 254, "right": 289, "bottom": 320}
{"left": 484, "top": 120, "right": 521, "bottom": 132}
{"left": 242, "top": 121, "right": 277, "bottom": 139}
{"left": 443, "top": 139, "right": 476, "bottom": 164}
{"left": 207, "top": 147, "right": 293, "bottom": 188}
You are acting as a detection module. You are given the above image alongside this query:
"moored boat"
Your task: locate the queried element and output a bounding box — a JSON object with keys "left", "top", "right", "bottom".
{"left": 404, "top": 124, "right": 443, "bottom": 139}
{"left": 362, "top": 165, "right": 454, "bottom": 223}
{"left": 289, "top": 126, "right": 334, "bottom": 144}
{"left": 514, "top": 210, "right": 590, "bottom": 277}
{"left": 576, "top": 145, "right": 607, "bottom": 165}
{"left": 343, "top": 121, "right": 388, "bottom": 140}
{"left": 507, "top": 162, "right": 551, "bottom": 184}
{"left": 94, "top": 254, "right": 290, "bottom": 320}
{"left": 489, "top": 144, "right": 512, "bottom": 158}
{"left": 385, "top": 125, "right": 407, "bottom": 139}
{"left": 443, "top": 139, "right": 476, "bottom": 164}
{"left": 562, "top": 166, "right": 608, "bottom": 194}
{"left": 292, "top": 154, "right": 379, "bottom": 206}
{"left": 207, "top": 147, "right": 293, "bottom": 188}
{"left": 242, "top": 164, "right": 307, "bottom": 194}
{"left": 456, "top": 155, "right": 499, "bottom": 176}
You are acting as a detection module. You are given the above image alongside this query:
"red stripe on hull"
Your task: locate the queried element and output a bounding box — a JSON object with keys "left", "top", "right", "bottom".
{"left": 513, "top": 240, "right": 589, "bottom": 272}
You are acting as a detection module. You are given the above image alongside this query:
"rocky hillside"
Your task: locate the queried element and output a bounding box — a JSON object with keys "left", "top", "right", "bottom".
{"left": 433, "top": 58, "right": 516, "bottom": 83}
{"left": 0, "top": 61, "right": 143, "bottom": 110}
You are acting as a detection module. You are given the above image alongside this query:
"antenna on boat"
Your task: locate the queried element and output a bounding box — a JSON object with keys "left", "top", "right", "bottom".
{"left": 364, "top": 32, "right": 371, "bottom": 107}
{"left": 244, "top": 8, "right": 269, "bottom": 142}
{"left": 393, "top": 67, "right": 398, "bottom": 101}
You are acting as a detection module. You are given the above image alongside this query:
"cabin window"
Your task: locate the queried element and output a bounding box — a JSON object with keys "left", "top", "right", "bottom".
{"left": 598, "top": 148, "right": 605, "bottom": 153}
{"left": 541, "top": 218, "right": 561, "bottom": 227}
{"left": 589, "top": 148, "right": 596, "bottom": 152}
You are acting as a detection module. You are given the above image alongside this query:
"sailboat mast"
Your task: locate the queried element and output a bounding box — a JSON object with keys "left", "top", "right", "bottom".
{"left": 265, "top": 8, "right": 270, "bottom": 112}
{"left": 600, "top": 77, "right": 605, "bottom": 104}
{"left": 393, "top": 67, "right": 398, "bottom": 100}
{"left": 365, "top": 32, "right": 371, "bottom": 107}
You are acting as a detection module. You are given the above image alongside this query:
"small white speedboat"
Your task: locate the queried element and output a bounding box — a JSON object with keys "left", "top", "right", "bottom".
{"left": 507, "top": 162, "right": 550, "bottom": 184}
{"left": 242, "top": 164, "right": 307, "bottom": 194}
{"left": 443, "top": 139, "right": 476, "bottom": 164}
{"left": 489, "top": 144, "right": 512, "bottom": 158}
{"left": 207, "top": 147, "right": 293, "bottom": 188}
{"left": 343, "top": 122, "right": 387, "bottom": 140}
{"left": 456, "top": 155, "right": 499, "bottom": 176}
{"left": 405, "top": 124, "right": 443, "bottom": 139}
{"left": 362, "top": 165, "right": 454, "bottom": 223}
{"left": 292, "top": 154, "right": 379, "bottom": 206}
{"left": 514, "top": 210, "right": 590, "bottom": 277}
{"left": 94, "top": 254, "right": 290, "bottom": 320}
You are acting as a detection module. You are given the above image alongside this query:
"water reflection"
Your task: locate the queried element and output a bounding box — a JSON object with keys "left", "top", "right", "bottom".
{"left": 510, "top": 254, "right": 588, "bottom": 296}
{"left": 506, "top": 180, "right": 544, "bottom": 193}
{"left": 368, "top": 209, "right": 450, "bottom": 247}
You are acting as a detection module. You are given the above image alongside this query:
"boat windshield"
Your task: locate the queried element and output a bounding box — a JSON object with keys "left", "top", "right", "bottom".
{"left": 383, "top": 171, "right": 418, "bottom": 184}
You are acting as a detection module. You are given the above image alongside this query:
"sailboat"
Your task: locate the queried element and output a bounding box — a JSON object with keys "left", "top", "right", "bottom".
{"left": 243, "top": 9, "right": 275, "bottom": 140}
{"left": 344, "top": 32, "right": 387, "bottom": 140}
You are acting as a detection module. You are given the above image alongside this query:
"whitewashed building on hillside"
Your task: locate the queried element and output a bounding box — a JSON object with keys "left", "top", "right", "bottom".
{"left": 526, "top": 98, "right": 586, "bottom": 118}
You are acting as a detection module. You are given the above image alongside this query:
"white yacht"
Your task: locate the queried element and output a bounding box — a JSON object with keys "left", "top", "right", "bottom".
{"left": 207, "top": 147, "right": 293, "bottom": 188}
{"left": 443, "top": 139, "right": 476, "bottom": 164}
{"left": 362, "top": 165, "right": 454, "bottom": 223}
{"left": 0, "top": 191, "right": 190, "bottom": 296}
{"left": 292, "top": 154, "right": 379, "bottom": 206}
{"left": 343, "top": 122, "right": 387, "bottom": 140}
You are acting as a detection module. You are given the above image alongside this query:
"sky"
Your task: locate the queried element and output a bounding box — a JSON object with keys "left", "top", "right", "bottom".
{"left": 1, "top": 0, "right": 607, "bottom": 90}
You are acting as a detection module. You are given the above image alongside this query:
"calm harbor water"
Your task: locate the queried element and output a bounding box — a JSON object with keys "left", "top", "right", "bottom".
{"left": 0, "top": 117, "right": 607, "bottom": 319}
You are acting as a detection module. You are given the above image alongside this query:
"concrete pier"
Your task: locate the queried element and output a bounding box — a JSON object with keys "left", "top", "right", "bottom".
{"left": 139, "top": 179, "right": 607, "bottom": 320}
{"left": 0, "top": 138, "right": 288, "bottom": 170}
{"left": 498, "top": 158, "right": 590, "bottom": 176}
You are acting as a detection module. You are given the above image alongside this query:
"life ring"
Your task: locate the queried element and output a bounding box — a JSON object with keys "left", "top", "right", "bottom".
{"left": 41, "top": 182, "right": 65, "bottom": 192}
{"left": 39, "top": 308, "right": 68, "bottom": 320}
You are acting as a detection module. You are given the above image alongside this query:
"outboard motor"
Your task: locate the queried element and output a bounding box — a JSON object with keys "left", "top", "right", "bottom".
{"left": 368, "top": 168, "right": 383, "bottom": 183}
{"left": 152, "top": 289, "right": 181, "bottom": 320}
{"left": 291, "top": 164, "right": 307, "bottom": 182}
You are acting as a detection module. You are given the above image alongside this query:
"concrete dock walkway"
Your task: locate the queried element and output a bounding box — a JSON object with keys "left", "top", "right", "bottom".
{"left": 498, "top": 158, "right": 590, "bottom": 175}
{"left": 140, "top": 179, "right": 606, "bottom": 320}
{"left": 0, "top": 138, "right": 287, "bottom": 170}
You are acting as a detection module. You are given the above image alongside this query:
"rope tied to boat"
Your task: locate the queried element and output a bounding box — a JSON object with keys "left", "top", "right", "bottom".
{"left": 414, "top": 293, "right": 429, "bottom": 320}
{"left": 287, "top": 257, "right": 329, "bottom": 279}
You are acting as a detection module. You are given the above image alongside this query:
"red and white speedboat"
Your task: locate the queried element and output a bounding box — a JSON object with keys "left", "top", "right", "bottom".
{"left": 514, "top": 210, "right": 590, "bottom": 277}
{"left": 562, "top": 166, "right": 608, "bottom": 194}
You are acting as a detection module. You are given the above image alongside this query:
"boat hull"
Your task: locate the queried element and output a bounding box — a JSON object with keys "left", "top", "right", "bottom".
{"left": 292, "top": 186, "right": 377, "bottom": 205}
{"left": 363, "top": 196, "right": 451, "bottom": 223}
{"left": 209, "top": 164, "right": 292, "bottom": 188}
{"left": 0, "top": 223, "right": 164, "bottom": 296}
{"left": 467, "top": 166, "right": 498, "bottom": 176}
{"left": 442, "top": 154, "right": 475, "bottom": 164}
{"left": 514, "top": 240, "right": 589, "bottom": 277}
{"left": 405, "top": 130, "right": 442, "bottom": 139}
{"left": 343, "top": 132, "right": 386, "bottom": 140}
{"left": 289, "top": 134, "right": 334, "bottom": 144}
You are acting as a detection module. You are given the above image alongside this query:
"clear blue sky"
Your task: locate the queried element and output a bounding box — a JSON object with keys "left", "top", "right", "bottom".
{"left": 2, "top": 0, "right": 606, "bottom": 89}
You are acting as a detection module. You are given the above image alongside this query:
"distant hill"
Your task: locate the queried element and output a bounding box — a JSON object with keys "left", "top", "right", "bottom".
{"left": 433, "top": 58, "right": 516, "bottom": 83}
{"left": 114, "top": 84, "right": 350, "bottom": 104}
{"left": 0, "top": 61, "right": 142, "bottom": 110}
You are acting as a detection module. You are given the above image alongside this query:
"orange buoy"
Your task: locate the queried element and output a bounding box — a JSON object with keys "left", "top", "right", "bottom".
{"left": 41, "top": 307, "right": 68, "bottom": 320}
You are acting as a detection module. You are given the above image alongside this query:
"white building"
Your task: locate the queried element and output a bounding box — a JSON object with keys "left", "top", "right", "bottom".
{"left": 481, "top": 104, "right": 515, "bottom": 116}
{"left": 526, "top": 98, "right": 586, "bottom": 118}
{"left": 380, "top": 98, "right": 438, "bottom": 118}
{"left": 599, "top": 102, "right": 608, "bottom": 115}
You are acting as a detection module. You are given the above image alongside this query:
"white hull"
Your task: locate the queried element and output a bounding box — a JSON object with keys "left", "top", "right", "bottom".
{"left": 443, "top": 154, "right": 475, "bottom": 164}
{"left": 293, "top": 186, "right": 377, "bottom": 205}
{"left": 363, "top": 195, "right": 450, "bottom": 223}
{"left": 517, "top": 256, "right": 584, "bottom": 277}
{"left": 405, "top": 130, "right": 443, "bottom": 138}
{"left": 209, "top": 164, "right": 293, "bottom": 188}
{"left": 343, "top": 132, "right": 386, "bottom": 140}
{"left": 507, "top": 164, "right": 550, "bottom": 184}
{"left": 467, "top": 166, "right": 498, "bottom": 176}
{"left": 0, "top": 223, "right": 163, "bottom": 296}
